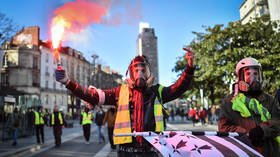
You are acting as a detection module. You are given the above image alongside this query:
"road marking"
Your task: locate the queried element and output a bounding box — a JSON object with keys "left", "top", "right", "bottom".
{"left": 93, "top": 143, "right": 111, "bottom": 157}
{"left": 166, "top": 123, "right": 179, "bottom": 130}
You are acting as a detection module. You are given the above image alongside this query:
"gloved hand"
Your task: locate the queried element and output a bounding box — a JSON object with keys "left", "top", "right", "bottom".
{"left": 183, "top": 47, "right": 195, "bottom": 68}
{"left": 249, "top": 125, "right": 264, "bottom": 147}
{"left": 55, "top": 67, "right": 69, "bottom": 84}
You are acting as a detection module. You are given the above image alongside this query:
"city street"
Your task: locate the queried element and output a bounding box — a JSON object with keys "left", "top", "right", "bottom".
{"left": 0, "top": 120, "right": 218, "bottom": 157}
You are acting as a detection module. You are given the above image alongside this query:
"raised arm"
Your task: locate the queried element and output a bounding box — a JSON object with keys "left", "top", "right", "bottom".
{"left": 160, "top": 48, "right": 196, "bottom": 103}
{"left": 55, "top": 67, "right": 120, "bottom": 108}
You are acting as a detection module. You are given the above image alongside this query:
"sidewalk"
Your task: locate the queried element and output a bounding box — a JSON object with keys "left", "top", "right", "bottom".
{"left": 0, "top": 120, "right": 94, "bottom": 157}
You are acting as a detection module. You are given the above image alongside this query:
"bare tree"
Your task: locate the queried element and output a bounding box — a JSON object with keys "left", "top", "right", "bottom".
{"left": 0, "top": 12, "right": 19, "bottom": 45}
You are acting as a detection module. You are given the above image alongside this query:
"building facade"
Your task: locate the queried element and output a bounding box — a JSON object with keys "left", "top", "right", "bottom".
{"left": 94, "top": 64, "right": 123, "bottom": 89}
{"left": 0, "top": 26, "right": 123, "bottom": 140}
{"left": 268, "top": 0, "right": 280, "bottom": 21}
{"left": 240, "top": 0, "right": 280, "bottom": 24}
{"left": 0, "top": 26, "right": 41, "bottom": 140}
{"left": 137, "top": 22, "right": 159, "bottom": 84}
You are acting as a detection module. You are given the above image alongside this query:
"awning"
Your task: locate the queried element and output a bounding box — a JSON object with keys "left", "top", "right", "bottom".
{"left": 0, "top": 86, "right": 25, "bottom": 96}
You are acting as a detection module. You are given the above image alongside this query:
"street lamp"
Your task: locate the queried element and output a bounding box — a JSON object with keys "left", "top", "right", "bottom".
{"left": 91, "top": 54, "right": 99, "bottom": 86}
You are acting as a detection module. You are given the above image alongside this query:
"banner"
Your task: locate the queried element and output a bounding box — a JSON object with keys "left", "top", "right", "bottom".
{"left": 141, "top": 131, "right": 263, "bottom": 157}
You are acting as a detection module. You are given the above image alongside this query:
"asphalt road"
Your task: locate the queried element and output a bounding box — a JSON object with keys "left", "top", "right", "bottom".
{"left": 22, "top": 121, "right": 217, "bottom": 157}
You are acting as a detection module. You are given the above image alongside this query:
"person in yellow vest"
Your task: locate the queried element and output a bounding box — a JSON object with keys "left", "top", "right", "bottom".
{"left": 50, "top": 105, "right": 65, "bottom": 148}
{"left": 55, "top": 48, "right": 195, "bottom": 156}
{"left": 33, "top": 106, "right": 45, "bottom": 144}
{"left": 80, "top": 106, "right": 93, "bottom": 144}
{"left": 219, "top": 57, "right": 280, "bottom": 157}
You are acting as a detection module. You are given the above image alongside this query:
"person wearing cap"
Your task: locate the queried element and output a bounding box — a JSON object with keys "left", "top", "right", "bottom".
{"left": 218, "top": 57, "right": 280, "bottom": 157}
{"left": 33, "top": 106, "right": 45, "bottom": 144}
{"left": 50, "top": 105, "right": 65, "bottom": 148}
{"left": 55, "top": 48, "right": 195, "bottom": 156}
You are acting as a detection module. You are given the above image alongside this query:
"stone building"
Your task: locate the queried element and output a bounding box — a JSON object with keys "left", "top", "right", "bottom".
{"left": 137, "top": 22, "right": 159, "bottom": 84}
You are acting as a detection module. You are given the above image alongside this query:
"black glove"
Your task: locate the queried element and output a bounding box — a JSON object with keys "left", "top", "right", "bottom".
{"left": 55, "top": 68, "right": 69, "bottom": 84}
{"left": 249, "top": 125, "right": 264, "bottom": 147}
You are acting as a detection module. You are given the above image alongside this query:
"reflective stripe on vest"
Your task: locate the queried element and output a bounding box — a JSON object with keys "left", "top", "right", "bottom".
{"left": 113, "top": 84, "right": 132, "bottom": 145}
{"left": 154, "top": 98, "right": 164, "bottom": 132}
{"left": 82, "top": 112, "right": 92, "bottom": 125}
{"left": 34, "top": 111, "right": 44, "bottom": 125}
{"left": 155, "top": 85, "right": 164, "bottom": 132}
{"left": 51, "top": 113, "right": 63, "bottom": 125}
{"left": 232, "top": 93, "right": 280, "bottom": 146}
{"left": 113, "top": 84, "right": 165, "bottom": 144}
{"left": 232, "top": 93, "right": 271, "bottom": 121}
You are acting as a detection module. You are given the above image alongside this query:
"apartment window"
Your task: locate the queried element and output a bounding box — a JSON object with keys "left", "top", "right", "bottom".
{"left": 46, "top": 53, "right": 49, "bottom": 63}
{"left": 32, "top": 72, "right": 39, "bottom": 87}
{"left": 45, "top": 66, "right": 49, "bottom": 76}
{"left": 45, "top": 81, "right": 49, "bottom": 89}
{"left": 3, "top": 54, "right": 8, "bottom": 68}
{"left": 1, "top": 73, "right": 9, "bottom": 86}
{"left": 33, "top": 56, "right": 38, "bottom": 69}
{"left": 45, "top": 95, "right": 49, "bottom": 104}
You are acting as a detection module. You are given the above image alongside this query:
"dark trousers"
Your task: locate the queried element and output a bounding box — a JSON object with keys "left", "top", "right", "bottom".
{"left": 107, "top": 126, "right": 115, "bottom": 148}
{"left": 35, "top": 125, "right": 44, "bottom": 144}
{"left": 82, "top": 124, "right": 91, "bottom": 142}
{"left": 53, "top": 126, "right": 62, "bottom": 147}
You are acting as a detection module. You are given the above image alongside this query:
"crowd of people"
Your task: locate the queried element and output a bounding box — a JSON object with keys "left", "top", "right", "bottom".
{"left": 167, "top": 105, "right": 220, "bottom": 126}
{"left": 4, "top": 49, "right": 280, "bottom": 157}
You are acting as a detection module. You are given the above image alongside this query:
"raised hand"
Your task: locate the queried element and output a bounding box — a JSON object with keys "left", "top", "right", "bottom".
{"left": 183, "top": 47, "right": 195, "bottom": 68}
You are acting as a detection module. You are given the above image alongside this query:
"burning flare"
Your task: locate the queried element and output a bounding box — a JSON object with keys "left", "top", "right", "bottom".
{"left": 51, "top": 16, "right": 70, "bottom": 49}
{"left": 51, "top": 16, "right": 71, "bottom": 64}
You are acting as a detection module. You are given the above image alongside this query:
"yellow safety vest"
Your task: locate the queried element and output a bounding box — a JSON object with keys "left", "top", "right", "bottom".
{"left": 113, "top": 84, "right": 132, "bottom": 145}
{"left": 113, "top": 84, "right": 164, "bottom": 145}
{"left": 81, "top": 112, "right": 92, "bottom": 125}
{"left": 154, "top": 85, "right": 164, "bottom": 132}
{"left": 34, "top": 111, "right": 44, "bottom": 125}
{"left": 51, "top": 113, "right": 63, "bottom": 125}
{"left": 232, "top": 93, "right": 280, "bottom": 147}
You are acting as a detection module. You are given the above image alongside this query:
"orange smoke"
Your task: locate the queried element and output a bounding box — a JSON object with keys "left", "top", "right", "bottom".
{"left": 52, "top": 0, "right": 107, "bottom": 33}
{"left": 50, "top": 0, "right": 108, "bottom": 63}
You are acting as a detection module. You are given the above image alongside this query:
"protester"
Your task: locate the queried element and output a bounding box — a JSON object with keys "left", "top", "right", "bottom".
{"left": 218, "top": 57, "right": 280, "bottom": 157}
{"left": 95, "top": 106, "right": 105, "bottom": 143}
{"left": 33, "top": 106, "right": 45, "bottom": 144}
{"left": 103, "top": 106, "right": 117, "bottom": 149}
{"left": 50, "top": 105, "right": 65, "bottom": 148}
{"left": 55, "top": 48, "right": 195, "bottom": 156}
{"left": 7, "top": 107, "right": 20, "bottom": 146}
{"left": 188, "top": 107, "right": 197, "bottom": 126}
{"left": 80, "top": 106, "right": 93, "bottom": 144}
{"left": 198, "top": 107, "right": 207, "bottom": 125}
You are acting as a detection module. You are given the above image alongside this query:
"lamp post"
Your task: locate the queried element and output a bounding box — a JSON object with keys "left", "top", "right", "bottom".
{"left": 91, "top": 54, "right": 99, "bottom": 86}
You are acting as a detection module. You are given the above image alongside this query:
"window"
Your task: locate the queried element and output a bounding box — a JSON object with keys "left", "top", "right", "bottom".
{"left": 45, "top": 81, "right": 49, "bottom": 89}
{"left": 45, "top": 66, "right": 49, "bottom": 76}
{"left": 46, "top": 53, "right": 49, "bottom": 63}
{"left": 33, "top": 56, "right": 38, "bottom": 69}
{"left": 45, "top": 95, "right": 49, "bottom": 104}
